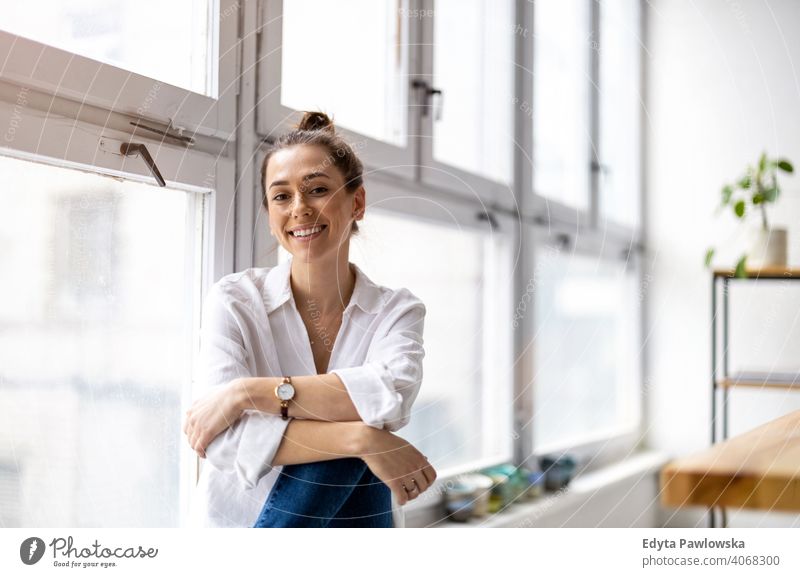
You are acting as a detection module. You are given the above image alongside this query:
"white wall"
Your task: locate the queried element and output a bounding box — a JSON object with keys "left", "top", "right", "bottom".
{"left": 646, "top": 0, "right": 800, "bottom": 527}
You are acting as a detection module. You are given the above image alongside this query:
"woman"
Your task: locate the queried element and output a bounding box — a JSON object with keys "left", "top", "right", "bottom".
{"left": 183, "top": 111, "right": 436, "bottom": 528}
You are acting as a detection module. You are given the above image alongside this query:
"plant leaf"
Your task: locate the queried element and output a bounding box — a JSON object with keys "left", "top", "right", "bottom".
{"left": 734, "top": 200, "right": 746, "bottom": 218}
{"left": 752, "top": 192, "right": 763, "bottom": 204}
{"left": 759, "top": 152, "right": 767, "bottom": 172}
{"left": 763, "top": 186, "right": 778, "bottom": 202}
{"left": 777, "top": 159, "right": 794, "bottom": 173}
{"left": 721, "top": 185, "right": 733, "bottom": 205}
{"left": 739, "top": 174, "right": 751, "bottom": 189}
{"left": 734, "top": 255, "right": 748, "bottom": 278}
{"left": 704, "top": 248, "right": 715, "bottom": 268}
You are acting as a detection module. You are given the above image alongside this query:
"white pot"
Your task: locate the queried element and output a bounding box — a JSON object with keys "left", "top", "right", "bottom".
{"left": 747, "top": 227, "right": 787, "bottom": 268}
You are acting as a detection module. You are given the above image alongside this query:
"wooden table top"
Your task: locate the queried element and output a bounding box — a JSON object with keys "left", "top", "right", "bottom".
{"left": 713, "top": 267, "right": 800, "bottom": 279}
{"left": 660, "top": 410, "right": 800, "bottom": 512}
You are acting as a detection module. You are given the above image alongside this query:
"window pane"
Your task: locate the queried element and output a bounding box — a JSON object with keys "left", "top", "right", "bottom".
{"left": 278, "top": 210, "right": 513, "bottom": 471}
{"left": 281, "top": 0, "right": 407, "bottom": 146}
{"left": 0, "top": 0, "right": 212, "bottom": 96}
{"left": 0, "top": 154, "right": 199, "bottom": 527}
{"left": 532, "top": 0, "right": 591, "bottom": 210}
{"left": 532, "top": 248, "right": 640, "bottom": 451}
{"left": 599, "top": 0, "right": 642, "bottom": 227}
{"left": 432, "top": 0, "right": 514, "bottom": 183}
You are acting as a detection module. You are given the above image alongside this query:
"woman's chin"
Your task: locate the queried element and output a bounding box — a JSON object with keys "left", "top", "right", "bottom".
{"left": 287, "top": 246, "right": 325, "bottom": 262}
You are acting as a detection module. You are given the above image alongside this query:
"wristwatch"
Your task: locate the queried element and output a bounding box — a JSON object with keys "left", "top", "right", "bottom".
{"left": 274, "top": 376, "right": 296, "bottom": 420}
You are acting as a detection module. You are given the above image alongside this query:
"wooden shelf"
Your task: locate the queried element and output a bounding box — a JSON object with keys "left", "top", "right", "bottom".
{"left": 660, "top": 410, "right": 800, "bottom": 512}
{"left": 718, "top": 372, "right": 800, "bottom": 390}
{"left": 713, "top": 267, "right": 800, "bottom": 279}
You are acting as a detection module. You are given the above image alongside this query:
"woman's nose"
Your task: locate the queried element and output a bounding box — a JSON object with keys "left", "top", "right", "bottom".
{"left": 291, "top": 192, "right": 312, "bottom": 215}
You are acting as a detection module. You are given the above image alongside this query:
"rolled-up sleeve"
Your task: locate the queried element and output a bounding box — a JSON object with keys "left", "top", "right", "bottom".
{"left": 196, "top": 282, "right": 291, "bottom": 490}
{"left": 331, "top": 294, "right": 426, "bottom": 432}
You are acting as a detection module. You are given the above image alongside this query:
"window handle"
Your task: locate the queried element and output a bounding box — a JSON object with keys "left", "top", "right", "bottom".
{"left": 591, "top": 160, "right": 611, "bottom": 175}
{"left": 555, "top": 233, "right": 571, "bottom": 250}
{"left": 477, "top": 211, "right": 499, "bottom": 230}
{"left": 411, "top": 79, "right": 444, "bottom": 120}
{"left": 120, "top": 142, "right": 166, "bottom": 187}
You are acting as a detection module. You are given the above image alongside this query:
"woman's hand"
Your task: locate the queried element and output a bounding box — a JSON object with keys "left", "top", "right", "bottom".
{"left": 183, "top": 379, "right": 244, "bottom": 458}
{"left": 358, "top": 427, "right": 437, "bottom": 506}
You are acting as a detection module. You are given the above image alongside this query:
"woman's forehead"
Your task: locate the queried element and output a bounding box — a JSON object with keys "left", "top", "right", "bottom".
{"left": 267, "top": 145, "right": 336, "bottom": 182}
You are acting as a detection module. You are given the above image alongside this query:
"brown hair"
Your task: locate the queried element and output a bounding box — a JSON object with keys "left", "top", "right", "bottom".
{"left": 260, "top": 111, "right": 364, "bottom": 235}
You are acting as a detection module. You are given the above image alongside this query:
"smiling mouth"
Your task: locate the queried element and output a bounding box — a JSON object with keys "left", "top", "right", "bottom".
{"left": 288, "top": 224, "right": 327, "bottom": 238}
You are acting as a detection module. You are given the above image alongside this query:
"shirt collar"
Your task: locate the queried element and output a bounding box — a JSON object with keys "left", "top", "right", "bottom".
{"left": 262, "top": 256, "right": 383, "bottom": 315}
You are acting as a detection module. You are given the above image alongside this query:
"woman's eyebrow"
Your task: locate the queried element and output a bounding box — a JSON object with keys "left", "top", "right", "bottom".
{"left": 269, "top": 171, "right": 330, "bottom": 189}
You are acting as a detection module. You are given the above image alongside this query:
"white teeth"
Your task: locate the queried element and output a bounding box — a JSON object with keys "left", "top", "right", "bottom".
{"left": 291, "top": 225, "right": 324, "bottom": 237}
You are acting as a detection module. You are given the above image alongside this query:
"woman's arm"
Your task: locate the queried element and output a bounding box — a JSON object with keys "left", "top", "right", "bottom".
{"left": 235, "top": 374, "right": 360, "bottom": 422}
{"left": 235, "top": 295, "right": 427, "bottom": 430}
{"left": 271, "top": 419, "right": 365, "bottom": 466}
{"left": 186, "top": 283, "right": 426, "bottom": 491}
{"left": 271, "top": 418, "right": 437, "bottom": 505}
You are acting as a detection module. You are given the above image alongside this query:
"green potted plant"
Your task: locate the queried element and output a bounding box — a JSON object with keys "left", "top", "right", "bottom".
{"left": 705, "top": 152, "right": 794, "bottom": 277}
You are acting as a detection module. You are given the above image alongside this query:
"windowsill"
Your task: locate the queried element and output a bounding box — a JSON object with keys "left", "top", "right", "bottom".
{"left": 406, "top": 450, "right": 669, "bottom": 528}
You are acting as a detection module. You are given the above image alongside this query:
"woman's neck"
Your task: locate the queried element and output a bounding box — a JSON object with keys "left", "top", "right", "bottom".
{"left": 289, "top": 257, "right": 355, "bottom": 316}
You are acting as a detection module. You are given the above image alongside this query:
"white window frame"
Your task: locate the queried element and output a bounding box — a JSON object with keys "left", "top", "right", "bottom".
{"left": 525, "top": 221, "right": 644, "bottom": 472}
{"left": 415, "top": 0, "right": 518, "bottom": 212}
{"left": 256, "top": 0, "right": 420, "bottom": 181}
{"left": 0, "top": 85, "right": 236, "bottom": 281}
{"left": 525, "top": 0, "right": 644, "bottom": 241}
{"left": 0, "top": 0, "right": 239, "bottom": 139}
{"left": 358, "top": 170, "right": 517, "bottom": 478}
{"left": 0, "top": 2, "right": 242, "bottom": 526}
{"left": 512, "top": 0, "right": 646, "bottom": 476}
{"left": 250, "top": 0, "right": 648, "bottom": 523}
{"left": 0, "top": 98, "right": 236, "bottom": 526}
{"left": 596, "top": 0, "right": 644, "bottom": 233}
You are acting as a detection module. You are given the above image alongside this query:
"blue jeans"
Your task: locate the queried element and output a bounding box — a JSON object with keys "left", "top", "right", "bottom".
{"left": 252, "top": 458, "right": 393, "bottom": 528}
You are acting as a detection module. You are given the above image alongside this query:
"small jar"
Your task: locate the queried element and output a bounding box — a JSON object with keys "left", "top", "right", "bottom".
{"left": 525, "top": 471, "right": 546, "bottom": 499}
{"left": 459, "top": 473, "right": 494, "bottom": 517}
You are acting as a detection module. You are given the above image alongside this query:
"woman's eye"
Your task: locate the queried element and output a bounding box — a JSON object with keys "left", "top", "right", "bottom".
{"left": 273, "top": 187, "right": 325, "bottom": 201}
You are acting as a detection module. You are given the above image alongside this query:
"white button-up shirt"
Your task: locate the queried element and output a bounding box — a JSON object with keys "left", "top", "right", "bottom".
{"left": 187, "top": 256, "right": 426, "bottom": 528}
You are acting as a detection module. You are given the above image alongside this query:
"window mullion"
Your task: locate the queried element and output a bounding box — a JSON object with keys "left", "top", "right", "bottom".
{"left": 414, "top": 0, "right": 435, "bottom": 181}
{"left": 515, "top": 0, "right": 536, "bottom": 469}
{"left": 590, "top": 0, "right": 601, "bottom": 231}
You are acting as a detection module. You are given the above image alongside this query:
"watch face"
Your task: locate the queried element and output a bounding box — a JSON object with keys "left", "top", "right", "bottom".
{"left": 277, "top": 383, "right": 295, "bottom": 401}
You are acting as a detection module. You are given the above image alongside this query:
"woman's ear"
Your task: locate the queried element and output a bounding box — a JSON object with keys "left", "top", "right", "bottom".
{"left": 354, "top": 185, "right": 366, "bottom": 219}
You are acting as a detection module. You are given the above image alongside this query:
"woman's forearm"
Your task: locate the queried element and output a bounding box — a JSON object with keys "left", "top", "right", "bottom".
{"left": 271, "top": 419, "right": 368, "bottom": 466}
{"left": 235, "top": 375, "right": 362, "bottom": 422}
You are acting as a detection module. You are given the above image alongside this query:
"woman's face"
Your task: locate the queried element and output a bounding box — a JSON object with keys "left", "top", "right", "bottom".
{"left": 265, "top": 144, "right": 365, "bottom": 263}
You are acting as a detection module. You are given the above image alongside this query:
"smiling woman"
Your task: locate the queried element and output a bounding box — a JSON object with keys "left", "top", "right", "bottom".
{"left": 184, "top": 111, "right": 435, "bottom": 528}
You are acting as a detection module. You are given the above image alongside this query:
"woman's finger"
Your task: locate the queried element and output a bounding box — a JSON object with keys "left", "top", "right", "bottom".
{"left": 397, "top": 485, "right": 409, "bottom": 505}
{"left": 407, "top": 474, "right": 427, "bottom": 494}
{"left": 421, "top": 463, "right": 437, "bottom": 485}
{"left": 404, "top": 478, "right": 423, "bottom": 500}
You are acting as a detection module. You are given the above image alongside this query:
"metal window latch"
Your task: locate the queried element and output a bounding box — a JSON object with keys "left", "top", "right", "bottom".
{"left": 555, "top": 232, "right": 571, "bottom": 250}
{"left": 411, "top": 79, "right": 444, "bottom": 121}
{"left": 477, "top": 211, "right": 499, "bottom": 230}
{"left": 120, "top": 142, "right": 166, "bottom": 187}
{"left": 129, "top": 119, "right": 195, "bottom": 147}
{"left": 591, "top": 160, "right": 611, "bottom": 175}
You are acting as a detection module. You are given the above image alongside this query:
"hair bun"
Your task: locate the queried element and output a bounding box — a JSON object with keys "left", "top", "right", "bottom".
{"left": 296, "top": 111, "right": 335, "bottom": 134}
